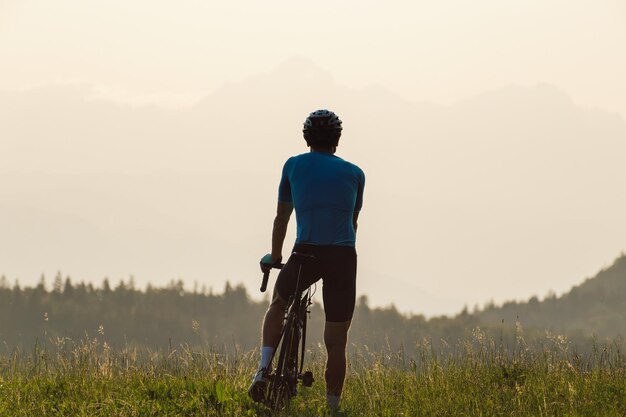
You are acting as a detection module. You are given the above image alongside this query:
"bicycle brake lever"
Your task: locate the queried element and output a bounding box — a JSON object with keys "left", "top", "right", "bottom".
{"left": 259, "top": 262, "right": 284, "bottom": 292}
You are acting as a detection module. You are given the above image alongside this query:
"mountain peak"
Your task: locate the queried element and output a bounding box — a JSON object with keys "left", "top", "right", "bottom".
{"left": 270, "top": 56, "right": 334, "bottom": 84}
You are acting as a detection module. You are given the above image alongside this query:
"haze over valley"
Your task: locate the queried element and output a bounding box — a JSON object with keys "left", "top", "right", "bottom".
{"left": 2, "top": 58, "right": 625, "bottom": 316}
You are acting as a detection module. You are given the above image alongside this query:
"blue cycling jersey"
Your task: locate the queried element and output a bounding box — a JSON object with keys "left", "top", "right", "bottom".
{"left": 278, "top": 151, "right": 365, "bottom": 247}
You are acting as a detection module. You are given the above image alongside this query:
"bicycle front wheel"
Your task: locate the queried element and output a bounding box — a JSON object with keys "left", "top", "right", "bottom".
{"left": 268, "top": 311, "right": 300, "bottom": 410}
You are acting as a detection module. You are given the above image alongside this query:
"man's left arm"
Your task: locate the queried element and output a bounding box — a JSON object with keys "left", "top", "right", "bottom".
{"left": 353, "top": 168, "right": 365, "bottom": 234}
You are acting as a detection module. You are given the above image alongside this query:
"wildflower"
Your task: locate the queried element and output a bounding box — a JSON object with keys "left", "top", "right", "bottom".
{"left": 472, "top": 326, "right": 485, "bottom": 343}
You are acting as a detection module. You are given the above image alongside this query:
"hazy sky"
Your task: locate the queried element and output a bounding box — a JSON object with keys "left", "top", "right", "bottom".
{"left": 1, "top": 0, "right": 626, "bottom": 317}
{"left": 1, "top": 0, "right": 625, "bottom": 115}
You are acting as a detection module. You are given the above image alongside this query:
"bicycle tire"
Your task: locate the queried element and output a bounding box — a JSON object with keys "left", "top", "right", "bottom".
{"left": 268, "top": 318, "right": 291, "bottom": 409}
{"left": 268, "top": 304, "right": 301, "bottom": 409}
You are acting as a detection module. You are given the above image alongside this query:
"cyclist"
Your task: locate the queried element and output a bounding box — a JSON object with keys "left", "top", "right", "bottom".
{"left": 249, "top": 109, "right": 365, "bottom": 411}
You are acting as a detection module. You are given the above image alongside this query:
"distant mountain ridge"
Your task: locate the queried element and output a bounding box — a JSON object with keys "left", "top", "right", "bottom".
{"left": 476, "top": 254, "right": 626, "bottom": 338}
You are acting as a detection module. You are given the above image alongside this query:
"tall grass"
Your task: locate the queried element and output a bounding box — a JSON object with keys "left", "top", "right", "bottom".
{"left": 0, "top": 329, "right": 624, "bottom": 416}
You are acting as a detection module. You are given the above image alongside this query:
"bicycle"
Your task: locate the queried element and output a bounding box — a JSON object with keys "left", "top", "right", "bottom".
{"left": 257, "top": 252, "right": 316, "bottom": 411}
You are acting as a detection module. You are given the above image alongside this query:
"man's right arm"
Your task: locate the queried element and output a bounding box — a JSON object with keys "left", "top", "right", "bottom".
{"left": 353, "top": 211, "right": 359, "bottom": 234}
{"left": 271, "top": 201, "right": 294, "bottom": 262}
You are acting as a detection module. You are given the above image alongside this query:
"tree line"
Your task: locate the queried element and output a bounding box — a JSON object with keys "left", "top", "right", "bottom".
{"left": 1, "top": 255, "right": 625, "bottom": 356}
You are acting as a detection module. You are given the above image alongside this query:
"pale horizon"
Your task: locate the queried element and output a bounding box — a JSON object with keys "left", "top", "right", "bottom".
{"left": 2, "top": 0, "right": 625, "bottom": 116}
{"left": 1, "top": 0, "right": 625, "bottom": 317}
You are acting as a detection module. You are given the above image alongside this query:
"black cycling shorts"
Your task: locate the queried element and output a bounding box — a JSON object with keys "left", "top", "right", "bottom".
{"left": 275, "top": 243, "right": 357, "bottom": 323}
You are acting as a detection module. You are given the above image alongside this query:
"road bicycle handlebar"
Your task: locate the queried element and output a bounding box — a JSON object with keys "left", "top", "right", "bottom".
{"left": 260, "top": 261, "right": 284, "bottom": 293}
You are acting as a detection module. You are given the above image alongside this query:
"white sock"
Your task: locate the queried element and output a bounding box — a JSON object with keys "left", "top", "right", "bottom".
{"left": 259, "top": 346, "right": 275, "bottom": 370}
{"left": 326, "top": 394, "right": 340, "bottom": 409}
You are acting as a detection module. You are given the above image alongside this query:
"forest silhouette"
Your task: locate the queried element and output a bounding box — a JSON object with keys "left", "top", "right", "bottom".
{"left": 1, "top": 254, "right": 624, "bottom": 354}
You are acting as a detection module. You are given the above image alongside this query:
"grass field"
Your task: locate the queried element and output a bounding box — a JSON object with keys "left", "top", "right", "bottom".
{"left": 0, "top": 330, "right": 625, "bottom": 416}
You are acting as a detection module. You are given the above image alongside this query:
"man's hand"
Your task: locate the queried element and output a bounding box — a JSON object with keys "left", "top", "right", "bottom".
{"left": 260, "top": 253, "right": 282, "bottom": 273}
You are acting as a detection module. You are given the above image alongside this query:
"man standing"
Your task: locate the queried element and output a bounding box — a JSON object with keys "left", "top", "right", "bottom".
{"left": 249, "top": 109, "right": 365, "bottom": 411}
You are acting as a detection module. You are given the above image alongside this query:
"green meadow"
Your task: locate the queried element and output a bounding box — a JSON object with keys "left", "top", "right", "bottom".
{"left": 1, "top": 332, "right": 624, "bottom": 416}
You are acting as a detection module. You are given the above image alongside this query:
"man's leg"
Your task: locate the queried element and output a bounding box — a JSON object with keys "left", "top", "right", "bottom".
{"left": 324, "top": 320, "right": 351, "bottom": 407}
{"left": 321, "top": 246, "right": 356, "bottom": 409}
{"left": 258, "top": 253, "right": 310, "bottom": 371}
{"left": 262, "top": 289, "right": 287, "bottom": 349}
{"left": 249, "top": 289, "right": 288, "bottom": 401}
